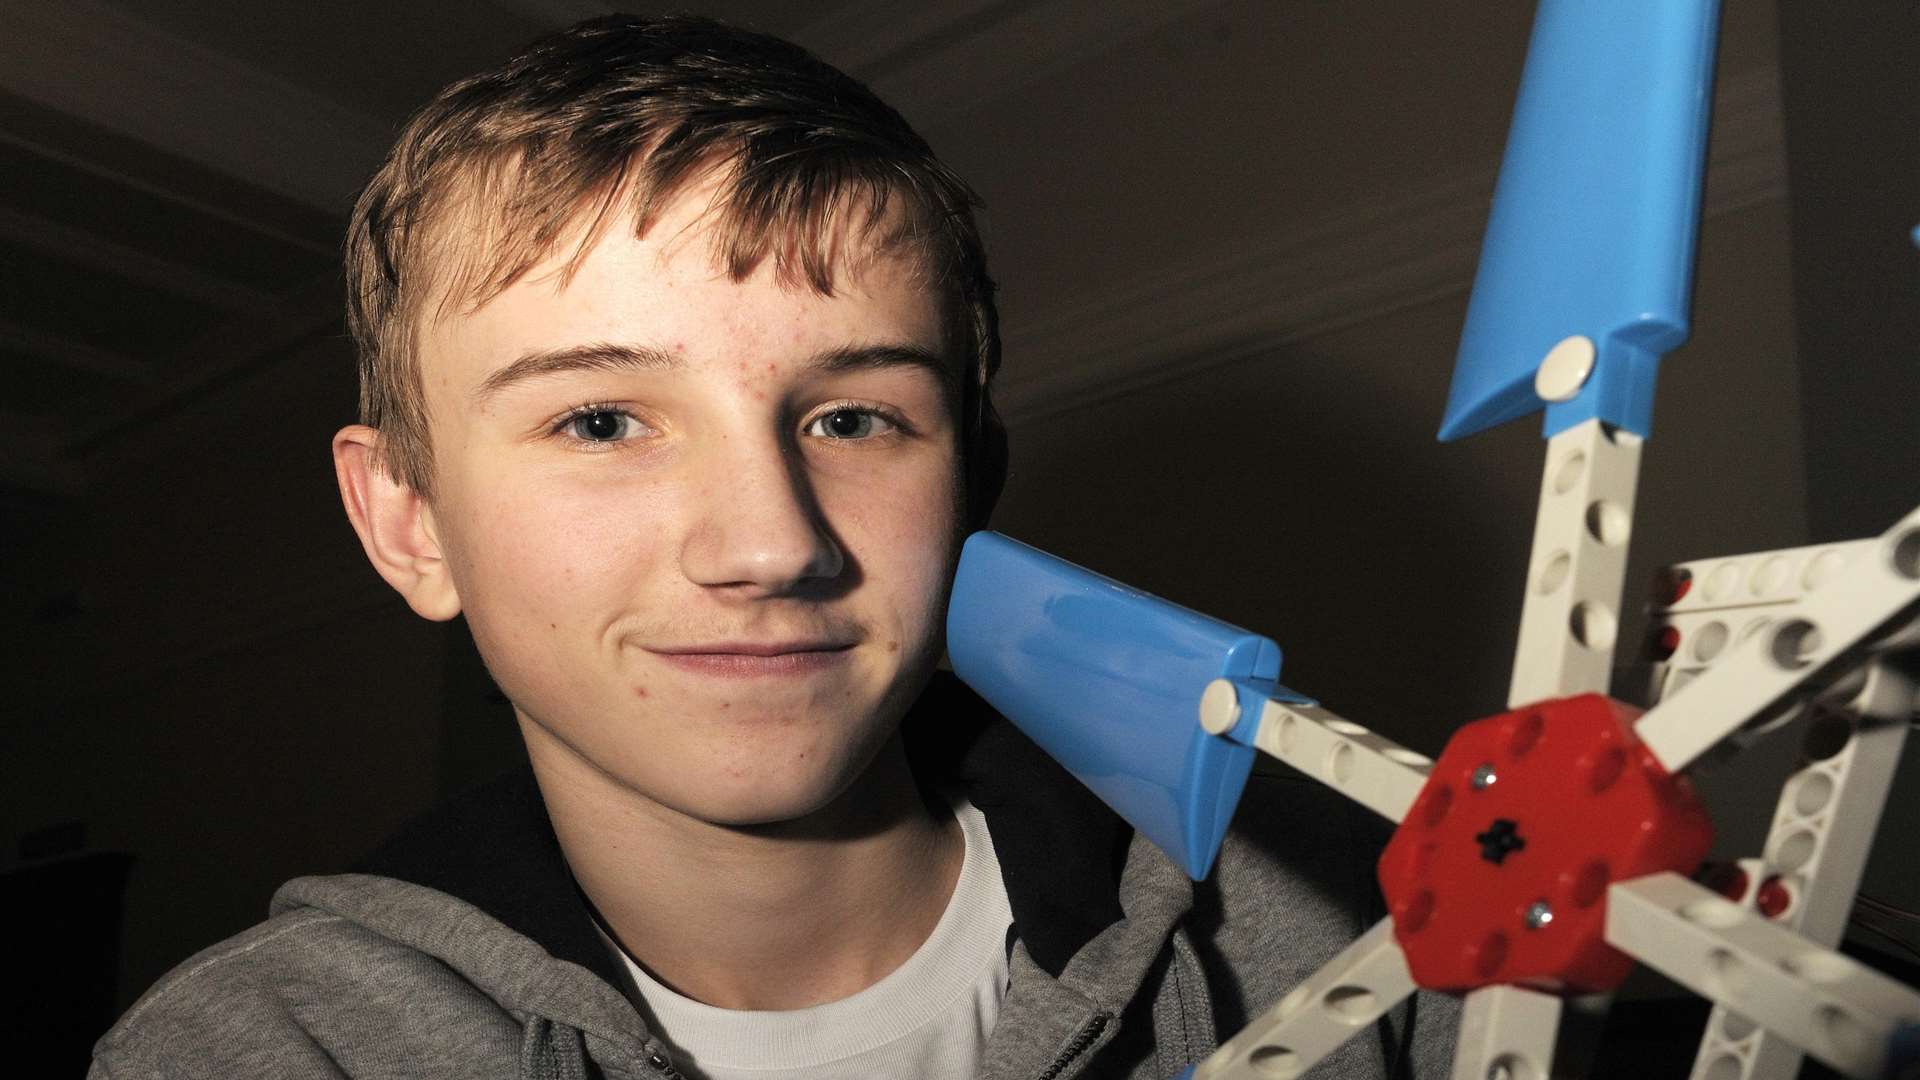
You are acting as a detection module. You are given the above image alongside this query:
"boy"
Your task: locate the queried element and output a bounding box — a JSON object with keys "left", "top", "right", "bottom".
{"left": 91, "top": 15, "right": 1448, "bottom": 1079}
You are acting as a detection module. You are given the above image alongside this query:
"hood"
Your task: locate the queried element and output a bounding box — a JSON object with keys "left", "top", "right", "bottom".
{"left": 271, "top": 872, "right": 658, "bottom": 1078}
{"left": 262, "top": 673, "right": 1176, "bottom": 1079}
{"left": 335, "top": 673, "right": 1138, "bottom": 986}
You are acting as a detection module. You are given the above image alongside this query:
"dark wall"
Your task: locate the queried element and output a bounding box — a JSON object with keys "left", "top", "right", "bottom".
{"left": 990, "top": 196, "right": 1811, "bottom": 764}
{"left": 1775, "top": 0, "right": 1920, "bottom": 910}
{"left": 2, "top": 330, "right": 479, "bottom": 1010}
{"left": 2, "top": 0, "right": 1911, "bottom": 1046}
{"left": 1778, "top": 0, "right": 1920, "bottom": 541}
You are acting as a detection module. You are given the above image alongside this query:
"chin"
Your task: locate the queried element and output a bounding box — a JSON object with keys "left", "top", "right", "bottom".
{"left": 667, "top": 724, "right": 897, "bottom": 828}
{"left": 666, "top": 769, "right": 858, "bottom": 829}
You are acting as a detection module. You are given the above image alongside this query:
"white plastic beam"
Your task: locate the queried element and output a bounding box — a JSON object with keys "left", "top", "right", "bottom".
{"left": 1508, "top": 418, "right": 1645, "bottom": 708}
{"left": 1236, "top": 693, "right": 1432, "bottom": 823}
{"left": 1687, "top": 660, "right": 1916, "bottom": 1080}
{"left": 1636, "top": 504, "right": 1920, "bottom": 773}
{"left": 1450, "top": 985, "right": 1562, "bottom": 1080}
{"left": 1607, "top": 873, "right": 1920, "bottom": 1079}
{"left": 1646, "top": 538, "right": 1877, "bottom": 714}
{"left": 1191, "top": 918, "right": 1417, "bottom": 1080}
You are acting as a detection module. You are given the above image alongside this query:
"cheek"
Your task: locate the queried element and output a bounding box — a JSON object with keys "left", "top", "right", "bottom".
{"left": 825, "top": 461, "right": 963, "bottom": 626}
{"left": 444, "top": 469, "right": 664, "bottom": 630}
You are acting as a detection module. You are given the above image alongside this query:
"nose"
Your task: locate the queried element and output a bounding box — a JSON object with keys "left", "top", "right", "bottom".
{"left": 678, "top": 431, "right": 844, "bottom": 594}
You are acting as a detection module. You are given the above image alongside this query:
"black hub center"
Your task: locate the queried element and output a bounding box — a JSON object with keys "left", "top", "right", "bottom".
{"left": 1475, "top": 818, "right": 1526, "bottom": 865}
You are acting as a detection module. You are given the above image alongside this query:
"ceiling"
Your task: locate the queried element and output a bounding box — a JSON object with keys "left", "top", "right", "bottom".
{"left": 1, "top": 0, "right": 1152, "bottom": 506}
{"left": 0, "top": 0, "right": 1805, "bottom": 518}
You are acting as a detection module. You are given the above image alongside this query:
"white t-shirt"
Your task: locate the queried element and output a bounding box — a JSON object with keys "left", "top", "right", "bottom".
{"left": 594, "top": 800, "right": 1014, "bottom": 1080}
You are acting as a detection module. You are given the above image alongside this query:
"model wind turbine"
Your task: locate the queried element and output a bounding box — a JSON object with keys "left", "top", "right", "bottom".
{"left": 944, "top": 1, "right": 1920, "bottom": 1077}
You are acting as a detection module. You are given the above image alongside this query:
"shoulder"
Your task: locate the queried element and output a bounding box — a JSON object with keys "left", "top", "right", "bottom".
{"left": 93, "top": 904, "right": 357, "bottom": 1077}
{"left": 1202, "top": 772, "right": 1460, "bottom": 1076}
{"left": 1219, "top": 771, "right": 1392, "bottom": 912}
{"left": 1201, "top": 772, "right": 1390, "bottom": 1002}
{"left": 91, "top": 879, "right": 520, "bottom": 1080}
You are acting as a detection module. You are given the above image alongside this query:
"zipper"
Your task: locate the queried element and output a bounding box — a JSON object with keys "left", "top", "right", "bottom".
{"left": 1036, "top": 1012, "right": 1111, "bottom": 1080}
{"left": 643, "top": 1044, "right": 686, "bottom": 1079}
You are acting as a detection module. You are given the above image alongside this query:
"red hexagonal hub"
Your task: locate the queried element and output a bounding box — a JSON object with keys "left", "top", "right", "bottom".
{"left": 1377, "top": 694, "right": 1713, "bottom": 994}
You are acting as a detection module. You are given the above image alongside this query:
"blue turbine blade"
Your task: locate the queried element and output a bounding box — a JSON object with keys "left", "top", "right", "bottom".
{"left": 946, "top": 532, "right": 1282, "bottom": 880}
{"left": 1439, "top": 0, "right": 1721, "bottom": 442}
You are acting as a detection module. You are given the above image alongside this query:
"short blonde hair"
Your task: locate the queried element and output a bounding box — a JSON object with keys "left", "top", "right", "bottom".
{"left": 344, "top": 14, "right": 1006, "bottom": 521}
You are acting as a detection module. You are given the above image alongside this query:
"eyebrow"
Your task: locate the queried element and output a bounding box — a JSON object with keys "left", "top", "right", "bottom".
{"left": 809, "top": 343, "right": 956, "bottom": 386}
{"left": 469, "top": 340, "right": 955, "bottom": 407}
{"left": 471, "top": 342, "right": 678, "bottom": 406}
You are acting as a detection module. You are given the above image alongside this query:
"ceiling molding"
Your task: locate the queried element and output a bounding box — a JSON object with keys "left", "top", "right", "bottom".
{"left": 0, "top": 320, "right": 156, "bottom": 384}
{"left": 488, "top": 0, "right": 616, "bottom": 29}
{"left": 0, "top": 206, "right": 283, "bottom": 313}
{"left": 994, "top": 66, "right": 1788, "bottom": 428}
{"left": 803, "top": 0, "right": 1232, "bottom": 133}
{"left": 0, "top": 0, "right": 390, "bottom": 214}
{"left": 73, "top": 273, "right": 345, "bottom": 454}
{"left": 798, "top": 0, "right": 1034, "bottom": 74}
{"left": 0, "top": 126, "right": 338, "bottom": 258}
{"left": 0, "top": 0, "right": 1222, "bottom": 222}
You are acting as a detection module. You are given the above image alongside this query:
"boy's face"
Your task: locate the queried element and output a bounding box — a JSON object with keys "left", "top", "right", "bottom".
{"left": 409, "top": 182, "right": 963, "bottom": 827}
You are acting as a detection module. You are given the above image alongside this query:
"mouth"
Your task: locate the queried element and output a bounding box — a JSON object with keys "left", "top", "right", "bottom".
{"left": 646, "top": 640, "right": 857, "bottom": 678}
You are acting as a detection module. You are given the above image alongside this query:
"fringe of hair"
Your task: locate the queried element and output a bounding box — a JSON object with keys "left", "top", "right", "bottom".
{"left": 343, "top": 14, "right": 1002, "bottom": 519}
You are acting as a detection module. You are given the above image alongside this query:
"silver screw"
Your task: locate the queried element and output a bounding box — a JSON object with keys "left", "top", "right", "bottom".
{"left": 1471, "top": 763, "right": 1498, "bottom": 790}
{"left": 1524, "top": 900, "right": 1553, "bottom": 930}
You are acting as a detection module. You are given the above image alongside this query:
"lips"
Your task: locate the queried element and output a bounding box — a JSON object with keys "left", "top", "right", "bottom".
{"left": 646, "top": 640, "right": 857, "bottom": 677}
{"left": 654, "top": 640, "right": 854, "bottom": 657}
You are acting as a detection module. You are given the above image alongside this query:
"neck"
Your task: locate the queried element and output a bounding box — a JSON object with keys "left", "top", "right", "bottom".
{"left": 526, "top": 725, "right": 963, "bottom": 1011}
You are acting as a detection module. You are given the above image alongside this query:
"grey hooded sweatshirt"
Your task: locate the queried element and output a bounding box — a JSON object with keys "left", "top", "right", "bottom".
{"left": 90, "top": 675, "right": 1456, "bottom": 1079}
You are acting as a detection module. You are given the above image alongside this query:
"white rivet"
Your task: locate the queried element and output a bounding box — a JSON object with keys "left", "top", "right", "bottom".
{"left": 1534, "top": 335, "right": 1597, "bottom": 403}
{"left": 1199, "top": 678, "right": 1241, "bottom": 735}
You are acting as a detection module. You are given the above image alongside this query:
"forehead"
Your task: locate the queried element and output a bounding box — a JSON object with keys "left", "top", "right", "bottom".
{"left": 415, "top": 177, "right": 952, "bottom": 402}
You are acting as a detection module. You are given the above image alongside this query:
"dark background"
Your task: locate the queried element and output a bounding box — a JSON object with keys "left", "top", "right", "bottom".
{"left": 1, "top": 0, "right": 1915, "bottom": 1072}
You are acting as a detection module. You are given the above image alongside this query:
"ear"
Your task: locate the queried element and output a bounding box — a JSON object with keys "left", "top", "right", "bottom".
{"left": 332, "top": 425, "right": 462, "bottom": 621}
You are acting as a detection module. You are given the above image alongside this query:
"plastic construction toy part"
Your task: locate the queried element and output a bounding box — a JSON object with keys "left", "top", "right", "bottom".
{"left": 1643, "top": 538, "right": 1878, "bottom": 723}
{"left": 1655, "top": 566, "right": 1695, "bottom": 607}
{"left": 945, "top": 531, "right": 1282, "bottom": 881}
{"left": 1377, "top": 694, "right": 1713, "bottom": 994}
{"left": 1451, "top": 984, "right": 1562, "bottom": 1080}
{"left": 1607, "top": 873, "right": 1920, "bottom": 1079}
{"left": 1685, "top": 662, "right": 1915, "bottom": 1080}
{"left": 1232, "top": 689, "right": 1433, "bottom": 824}
{"left": 1533, "top": 335, "right": 1597, "bottom": 403}
{"left": 1648, "top": 625, "right": 1683, "bottom": 663}
{"left": 1436, "top": 0, "right": 1720, "bottom": 441}
{"left": 1190, "top": 918, "right": 1415, "bottom": 1080}
{"left": 1197, "top": 679, "right": 1242, "bottom": 736}
{"left": 1700, "top": 862, "right": 1753, "bottom": 904}
{"left": 1650, "top": 540, "right": 1876, "bottom": 617}
{"left": 1780, "top": 674, "right": 1920, "bottom": 931}
{"left": 1507, "top": 418, "right": 1644, "bottom": 709}
{"left": 1438, "top": 0, "right": 1719, "bottom": 441}
{"left": 1755, "top": 876, "right": 1792, "bottom": 920}
{"left": 1636, "top": 505, "right": 1920, "bottom": 773}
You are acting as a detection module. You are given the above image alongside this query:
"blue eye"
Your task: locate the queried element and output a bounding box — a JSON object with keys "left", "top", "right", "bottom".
{"left": 806, "top": 407, "right": 895, "bottom": 440}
